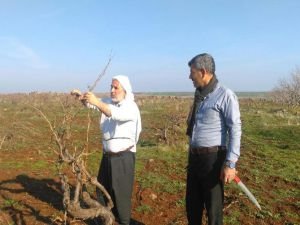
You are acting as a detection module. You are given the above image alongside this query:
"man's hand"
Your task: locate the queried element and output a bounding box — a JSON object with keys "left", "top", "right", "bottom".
{"left": 221, "top": 167, "right": 237, "bottom": 184}
{"left": 83, "top": 92, "right": 99, "bottom": 106}
{"left": 70, "top": 89, "right": 83, "bottom": 100}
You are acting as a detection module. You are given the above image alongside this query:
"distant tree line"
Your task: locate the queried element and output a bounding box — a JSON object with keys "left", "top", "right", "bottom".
{"left": 270, "top": 68, "right": 300, "bottom": 107}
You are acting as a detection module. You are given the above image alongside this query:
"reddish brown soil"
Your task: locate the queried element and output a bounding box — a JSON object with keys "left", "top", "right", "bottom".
{"left": 0, "top": 149, "right": 299, "bottom": 225}
{"left": 0, "top": 149, "right": 185, "bottom": 225}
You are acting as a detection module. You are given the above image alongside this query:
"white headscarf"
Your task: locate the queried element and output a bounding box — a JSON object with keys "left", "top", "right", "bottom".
{"left": 112, "top": 75, "right": 135, "bottom": 101}
{"left": 112, "top": 75, "right": 141, "bottom": 142}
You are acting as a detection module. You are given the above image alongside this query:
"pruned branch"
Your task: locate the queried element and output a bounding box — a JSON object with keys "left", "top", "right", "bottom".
{"left": 88, "top": 54, "right": 113, "bottom": 92}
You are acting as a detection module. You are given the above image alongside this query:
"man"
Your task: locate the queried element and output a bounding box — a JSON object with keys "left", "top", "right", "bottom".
{"left": 72, "top": 75, "right": 141, "bottom": 225}
{"left": 186, "top": 53, "right": 241, "bottom": 225}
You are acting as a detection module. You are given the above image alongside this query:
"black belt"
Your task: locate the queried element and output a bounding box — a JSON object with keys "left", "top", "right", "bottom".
{"left": 190, "top": 146, "right": 226, "bottom": 155}
{"left": 104, "top": 145, "right": 134, "bottom": 157}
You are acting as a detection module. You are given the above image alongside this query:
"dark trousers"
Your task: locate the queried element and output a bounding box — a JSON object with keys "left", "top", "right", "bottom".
{"left": 97, "top": 151, "right": 135, "bottom": 225}
{"left": 186, "top": 150, "right": 226, "bottom": 225}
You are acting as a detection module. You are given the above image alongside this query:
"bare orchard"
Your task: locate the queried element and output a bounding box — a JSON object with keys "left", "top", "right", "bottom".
{"left": 0, "top": 93, "right": 299, "bottom": 225}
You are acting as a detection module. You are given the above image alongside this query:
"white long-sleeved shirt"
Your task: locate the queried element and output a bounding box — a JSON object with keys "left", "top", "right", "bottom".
{"left": 88, "top": 98, "right": 141, "bottom": 153}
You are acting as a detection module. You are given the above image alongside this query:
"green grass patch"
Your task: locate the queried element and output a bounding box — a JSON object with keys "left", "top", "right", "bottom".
{"left": 1, "top": 198, "right": 23, "bottom": 210}
{"left": 0, "top": 161, "right": 25, "bottom": 169}
{"left": 135, "top": 204, "right": 152, "bottom": 213}
{"left": 0, "top": 159, "right": 54, "bottom": 172}
{"left": 136, "top": 171, "right": 185, "bottom": 194}
{"left": 136, "top": 146, "right": 186, "bottom": 194}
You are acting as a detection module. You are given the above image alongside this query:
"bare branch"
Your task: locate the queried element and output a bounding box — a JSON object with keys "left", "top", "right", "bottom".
{"left": 32, "top": 57, "right": 115, "bottom": 223}
{"left": 270, "top": 67, "right": 300, "bottom": 107}
{"left": 0, "top": 135, "right": 6, "bottom": 150}
{"left": 34, "top": 102, "right": 115, "bottom": 224}
{"left": 88, "top": 54, "right": 113, "bottom": 92}
{"left": 33, "top": 106, "right": 63, "bottom": 150}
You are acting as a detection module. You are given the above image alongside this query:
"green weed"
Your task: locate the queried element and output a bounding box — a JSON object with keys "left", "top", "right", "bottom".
{"left": 1, "top": 199, "right": 23, "bottom": 210}
{"left": 175, "top": 198, "right": 185, "bottom": 207}
{"left": 135, "top": 204, "right": 152, "bottom": 213}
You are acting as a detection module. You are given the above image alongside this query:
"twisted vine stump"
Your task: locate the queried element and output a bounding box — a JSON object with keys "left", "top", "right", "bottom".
{"left": 35, "top": 99, "right": 115, "bottom": 225}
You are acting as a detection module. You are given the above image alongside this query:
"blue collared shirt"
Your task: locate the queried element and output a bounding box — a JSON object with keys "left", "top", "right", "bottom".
{"left": 191, "top": 83, "right": 242, "bottom": 162}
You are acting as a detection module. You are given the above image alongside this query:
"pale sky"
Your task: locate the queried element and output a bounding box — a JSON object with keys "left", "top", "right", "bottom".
{"left": 0, "top": 0, "right": 299, "bottom": 93}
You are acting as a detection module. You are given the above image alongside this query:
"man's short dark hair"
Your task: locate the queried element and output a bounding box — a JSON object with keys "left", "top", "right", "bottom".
{"left": 188, "top": 53, "right": 215, "bottom": 75}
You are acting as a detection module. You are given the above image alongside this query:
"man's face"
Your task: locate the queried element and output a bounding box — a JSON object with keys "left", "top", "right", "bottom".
{"left": 189, "top": 65, "right": 204, "bottom": 88}
{"left": 110, "top": 79, "right": 126, "bottom": 103}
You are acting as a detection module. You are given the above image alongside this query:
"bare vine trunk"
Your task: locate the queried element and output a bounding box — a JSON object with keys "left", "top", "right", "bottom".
{"left": 35, "top": 104, "right": 115, "bottom": 224}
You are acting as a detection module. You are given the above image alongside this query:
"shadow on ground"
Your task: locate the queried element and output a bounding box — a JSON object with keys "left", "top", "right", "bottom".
{"left": 0, "top": 174, "right": 144, "bottom": 225}
{"left": 0, "top": 174, "right": 63, "bottom": 224}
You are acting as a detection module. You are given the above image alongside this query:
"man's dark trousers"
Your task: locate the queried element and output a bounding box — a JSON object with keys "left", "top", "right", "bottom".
{"left": 97, "top": 151, "right": 135, "bottom": 225}
{"left": 186, "top": 150, "right": 226, "bottom": 225}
